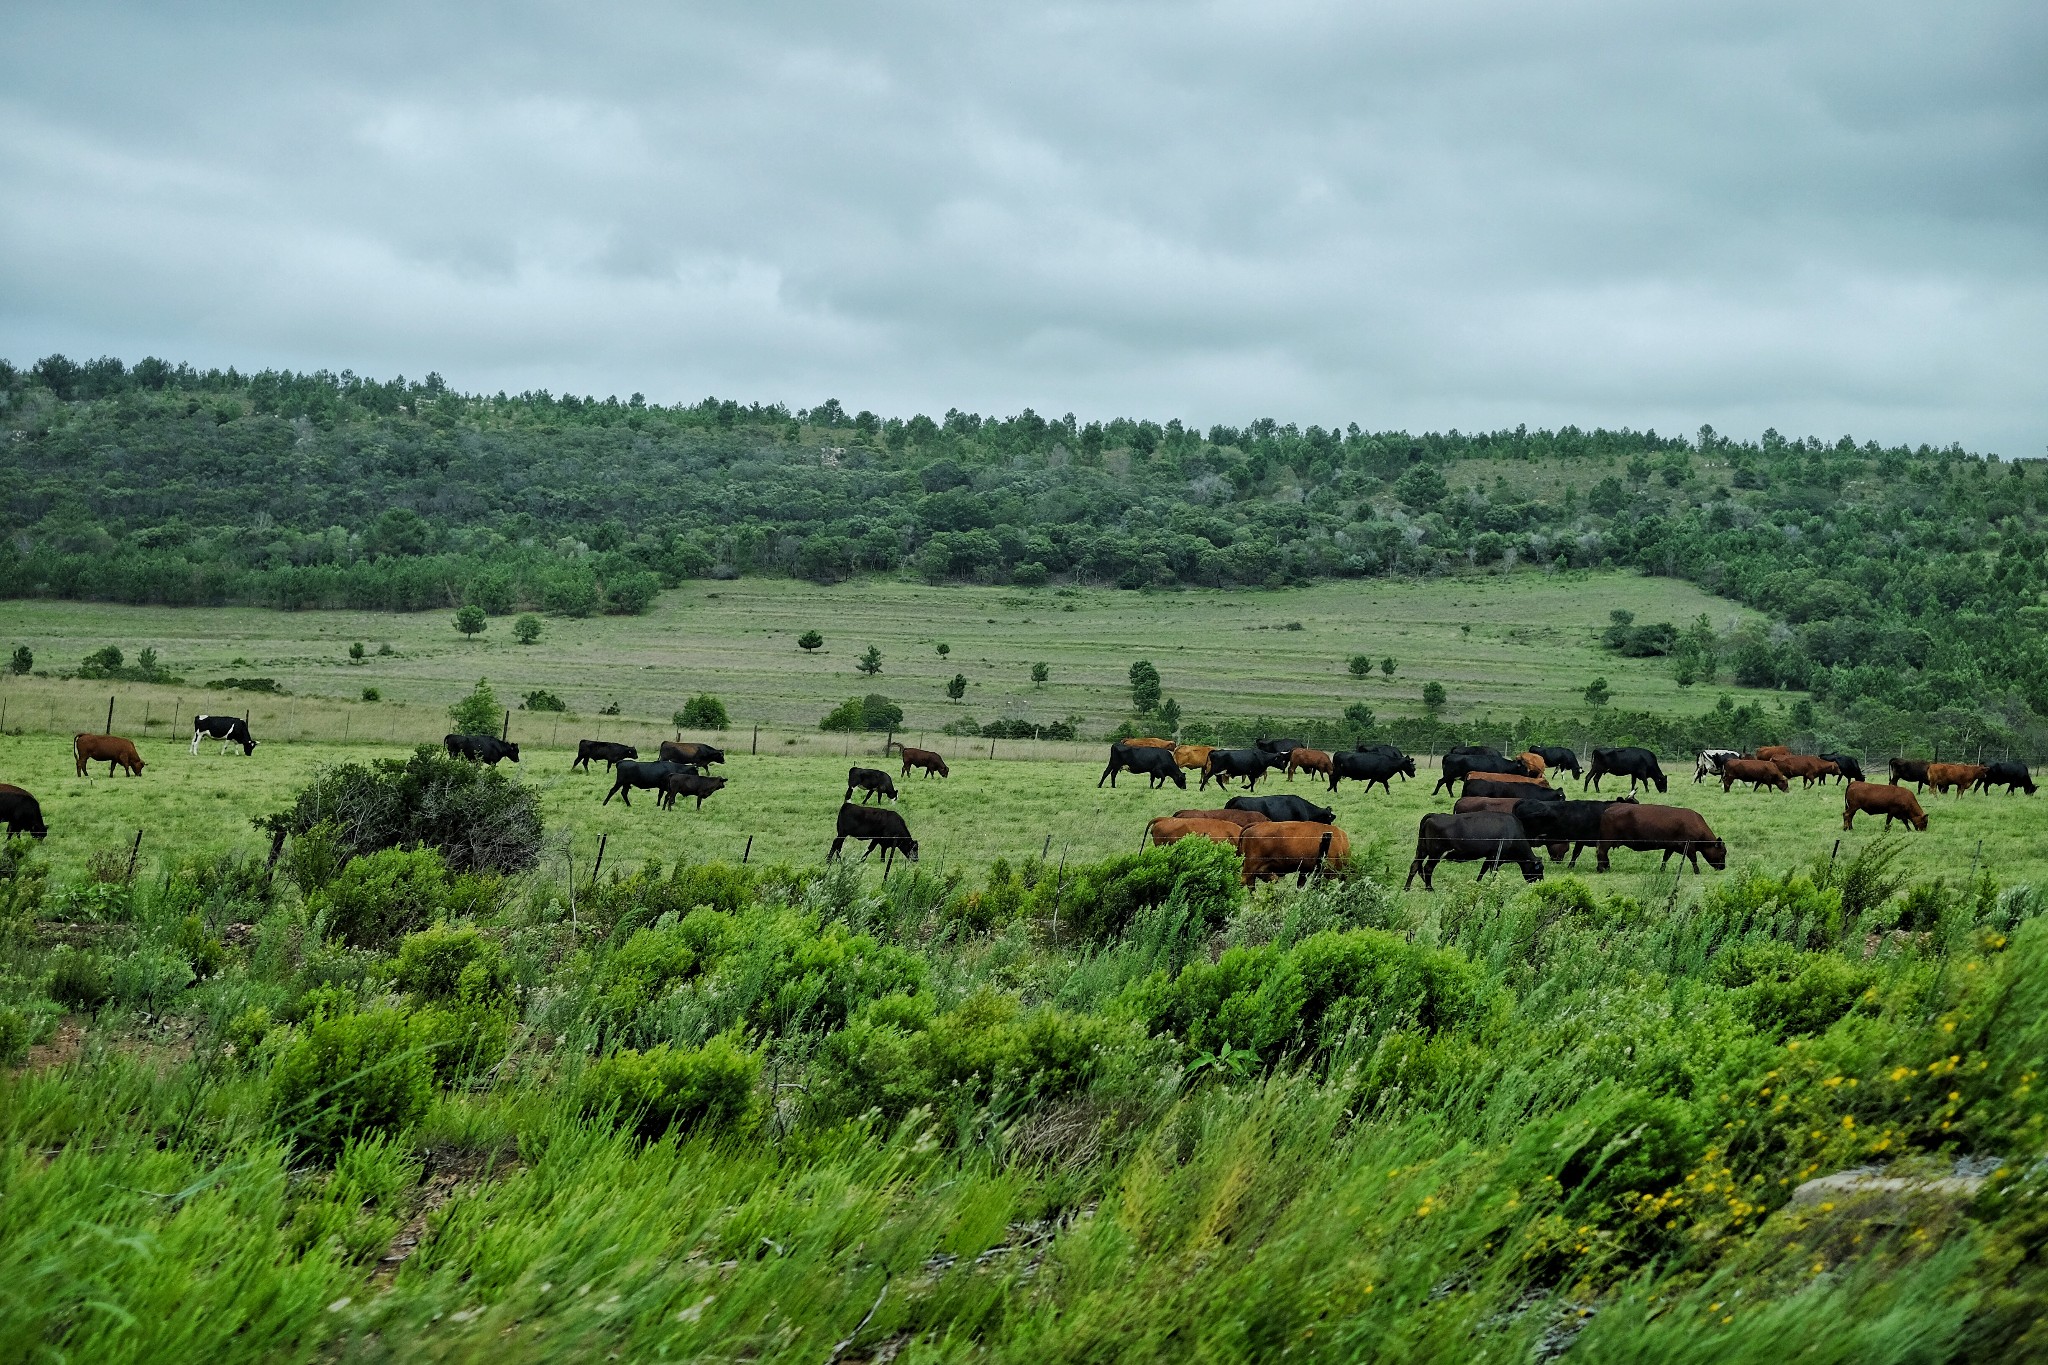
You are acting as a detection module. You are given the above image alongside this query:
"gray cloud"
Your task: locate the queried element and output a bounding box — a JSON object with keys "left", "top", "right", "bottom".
{"left": 2, "top": 0, "right": 2042, "bottom": 450}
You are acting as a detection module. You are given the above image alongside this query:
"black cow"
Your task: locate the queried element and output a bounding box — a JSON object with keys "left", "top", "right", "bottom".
{"left": 1462, "top": 778, "right": 1565, "bottom": 802}
{"left": 658, "top": 772, "right": 727, "bottom": 810}
{"left": 1512, "top": 795, "right": 1639, "bottom": 864}
{"left": 572, "top": 740, "right": 638, "bottom": 772}
{"left": 1888, "top": 758, "right": 1930, "bottom": 789}
{"left": 1226, "top": 793, "right": 1335, "bottom": 824}
{"left": 1530, "top": 746, "right": 1581, "bottom": 778}
{"left": 190, "top": 715, "right": 258, "bottom": 756}
{"left": 1328, "top": 749, "right": 1415, "bottom": 794}
{"left": 1100, "top": 743, "right": 1189, "bottom": 789}
{"left": 1979, "top": 761, "right": 2037, "bottom": 795}
{"left": 1254, "top": 737, "right": 1307, "bottom": 756}
{"left": 604, "top": 759, "right": 694, "bottom": 806}
{"left": 1202, "top": 748, "right": 1281, "bottom": 791}
{"left": 1584, "top": 746, "right": 1667, "bottom": 793}
{"left": 1819, "top": 753, "right": 1866, "bottom": 784}
{"left": 1354, "top": 743, "right": 1414, "bottom": 776}
{"left": 660, "top": 740, "right": 726, "bottom": 767}
{"left": 1404, "top": 812, "right": 1545, "bottom": 890}
{"left": 0, "top": 784, "right": 48, "bottom": 839}
{"left": 446, "top": 734, "right": 520, "bottom": 765}
{"left": 828, "top": 802, "right": 919, "bottom": 865}
{"left": 1432, "top": 751, "right": 1527, "bottom": 795}
{"left": 846, "top": 766, "right": 898, "bottom": 803}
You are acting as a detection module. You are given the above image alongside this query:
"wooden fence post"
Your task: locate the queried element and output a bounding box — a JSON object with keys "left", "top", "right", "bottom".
{"left": 590, "top": 832, "right": 608, "bottom": 884}
{"left": 125, "top": 829, "right": 144, "bottom": 882}
{"left": 752, "top": 725, "right": 759, "bottom": 756}
{"left": 502, "top": 709, "right": 511, "bottom": 741}
{"left": 743, "top": 835, "right": 753, "bottom": 864}
{"left": 105, "top": 695, "right": 115, "bottom": 735}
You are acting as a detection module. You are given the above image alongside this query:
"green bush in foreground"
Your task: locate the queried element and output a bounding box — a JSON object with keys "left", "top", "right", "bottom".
{"left": 578, "top": 1036, "right": 759, "bottom": 1142}
{"left": 47, "top": 948, "right": 112, "bottom": 1012}
{"left": 271, "top": 1007, "right": 434, "bottom": 1158}
{"left": 312, "top": 846, "right": 449, "bottom": 949}
{"left": 259, "top": 744, "right": 544, "bottom": 875}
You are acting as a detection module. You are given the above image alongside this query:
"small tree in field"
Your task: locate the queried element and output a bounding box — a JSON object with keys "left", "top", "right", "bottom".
{"left": 449, "top": 679, "right": 501, "bottom": 735}
{"left": 9, "top": 645, "right": 31, "bottom": 675}
{"left": 1380, "top": 656, "right": 1396, "bottom": 679}
{"left": 512, "top": 614, "right": 543, "bottom": 645}
{"left": 1031, "top": 662, "right": 1049, "bottom": 685}
{"left": 675, "top": 695, "right": 731, "bottom": 730}
{"left": 1421, "top": 681, "right": 1447, "bottom": 717}
{"left": 455, "top": 605, "right": 487, "bottom": 638}
{"left": 1584, "top": 677, "right": 1612, "bottom": 707}
{"left": 1129, "top": 661, "right": 1161, "bottom": 713}
{"left": 936, "top": 642, "right": 950, "bottom": 657}
{"left": 1348, "top": 654, "right": 1371, "bottom": 679}
{"left": 856, "top": 645, "right": 883, "bottom": 676}
{"left": 946, "top": 673, "right": 967, "bottom": 701}
{"left": 798, "top": 630, "right": 824, "bottom": 653}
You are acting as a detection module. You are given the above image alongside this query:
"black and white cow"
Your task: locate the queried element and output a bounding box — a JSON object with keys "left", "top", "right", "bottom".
{"left": 192, "top": 715, "right": 259, "bottom": 756}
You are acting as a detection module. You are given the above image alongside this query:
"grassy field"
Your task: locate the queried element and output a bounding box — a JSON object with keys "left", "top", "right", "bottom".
{"left": 0, "top": 570, "right": 1764, "bottom": 742}
{"left": 7, "top": 729, "right": 2041, "bottom": 901}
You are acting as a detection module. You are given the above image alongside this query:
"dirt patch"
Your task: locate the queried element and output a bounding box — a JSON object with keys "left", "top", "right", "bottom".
{"left": 370, "top": 1144, "right": 523, "bottom": 1289}
{"left": 23, "top": 1015, "right": 86, "bottom": 1070}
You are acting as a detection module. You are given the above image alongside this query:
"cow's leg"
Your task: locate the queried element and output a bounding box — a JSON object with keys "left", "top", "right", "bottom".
{"left": 1595, "top": 845, "right": 1611, "bottom": 872}
{"left": 190, "top": 730, "right": 201, "bottom": 756}
{"left": 827, "top": 836, "right": 845, "bottom": 861}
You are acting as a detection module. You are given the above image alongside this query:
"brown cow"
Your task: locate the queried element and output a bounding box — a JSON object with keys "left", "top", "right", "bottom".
{"left": 1721, "top": 758, "right": 1789, "bottom": 793}
{"left": 1754, "top": 745, "right": 1791, "bottom": 762}
{"left": 74, "top": 733, "right": 146, "bottom": 778}
{"left": 1173, "top": 744, "right": 1215, "bottom": 771}
{"left": 1120, "top": 737, "right": 1175, "bottom": 750}
{"left": 1463, "top": 770, "right": 1550, "bottom": 789}
{"left": 1594, "top": 804, "right": 1726, "bottom": 873}
{"left": 888, "top": 742, "right": 950, "bottom": 779}
{"left": 1238, "top": 822, "right": 1350, "bottom": 886}
{"left": 1452, "top": 796, "right": 1531, "bottom": 816}
{"left": 1844, "top": 780, "right": 1927, "bottom": 831}
{"left": 1173, "top": 808, "right": 1269, "bottom": 828}
{"left": 1771, "top": 754, "right": 1840, "bottom": 788}
{"left": 1286, "top": 748, "right": 1333, "bottom": 781}
{"left": 1926, "top": 763, "right": 1986, "bottom": 797}
{"left": 1517, "top": 752, "right": 1547, "bottom": 780}
{"left": 1145, "top": 817, "right": 1249, "bottom": 849}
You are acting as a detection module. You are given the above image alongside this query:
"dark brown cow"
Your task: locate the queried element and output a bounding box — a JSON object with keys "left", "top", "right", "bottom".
{"left": 1721, "top": 758, "right": 1789, "bottom": 793}
{"left": 1845, "top": 781, "right": 1927, "bottom": 831}
{"left": 1594, "top": 804, "right": 1726, "bottom": 873}
{"left": 1463, "top": 770, "right": 1550, "bottom": 789}
{"left": 659, "top": 740, "right": 726, "bottom": 767}
{"left": 889, "top": 742, "right": 950, "bottom": 778}
{"left": 74, "top": 733, "right": 145, "bottom": 778}
{"left": 1173, "top": 808, "right": 1268, "bottom": 828}
{"left": 1452, "top": 795, "right": 1530, "bottom": 815}
{"left": 1286, "top": 748, "right": 1333, "bottom": 781}
{"left": 0, "top": 784, "right": 48, "bottom": 838}
{"left": 1144, "top": 817, "right": 1250, "bottom": 849}
{"left": 1926, "top": 763, "right": 1986, "bottom": 797}
{"left": 1772, "top": 754, "right": 1841, "bottom": 788}
{"left": 1239, "top": 822, "right": 1350, "bottom": 886}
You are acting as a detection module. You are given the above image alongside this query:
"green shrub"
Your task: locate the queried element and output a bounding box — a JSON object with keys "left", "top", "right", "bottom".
{"left": 820, "top": 694, "right": 903, "bottom": 732}
{"left": 0, "top": 1006, "right": 33, "bottom": 1064}
{"left": 313, "top": 846, "right": 449, "bottom": 949}
{"left": 675, "top": 694, "right": 730, "bottom": 730}
{"left": 1515, "top": 1086, "right": 1704, "bottom": 1221}
{"left": 448, "top": 677, "right": 501, "bottom": 735}
{"left": 48, "top": 949, "right": 112, "bottom": 1012}
{"left": 394, "top": 924, "right": 510, "bottom": 1003}
{"left": 223, "top": 1005, "right": 273, "bottom": 1065}
{"left": 412, "top": 993, "right": 516, "bottom": 1085}
{"left": 579, "top": 1036, "right": 759, "bottom": 1142}
{"left": 580, "top": 863, "right": 755, "bottom": 937}
{"left": 259, "top": 745, "right": 544, "bottom": 876}
{"left": 169, "top": 914, "right": 226, "bottom": 980}
{"left": 1028, "top": 838, "right": 1242, "bottom": 943}
{"left": 112, "top": 950, "right": 196, "bottom": 1010}
{"left": 271, "top": 1009, "right": 434, "bottom": 1158}
{"left": 522, "top": 688, "right": 567, "bottom": 712}
{"left": 593, "top": 921, "right": 707, "bottom": 1024}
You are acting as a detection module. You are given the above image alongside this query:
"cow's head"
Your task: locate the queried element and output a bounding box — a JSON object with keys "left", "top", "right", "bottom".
{"left": 505, "top": 743, "right": 521, "bottom": 762}
{"left": 1310, "top": 805, "right": 1334, "bottom": 824}
{"left": 1702, "top": 839, "right": 1729, "bottom": 870}
{"left": 903, "top": 838, "right": 921, "bottom": 862}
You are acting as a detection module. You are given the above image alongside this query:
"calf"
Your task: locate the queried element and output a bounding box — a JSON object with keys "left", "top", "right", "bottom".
{"left": 1530, "top": 746, "right": 1581, "bottom": 778}
{"left": 1404, "top": 812, "right": 1544, "bottom": 890}
{"left": 191, "top": 714, "right": 258, "bottom": 756}
{"left": 1144, "top": 816, "right": 1249, "bottom": 849}
{"left": 1978, "top": 761, "right": 2037, "bottom": 795}
{"left": 845, "top": 765, "right": 898, "bottom": 803}
{"left": 660, "top": 740, "right": 726, "bottom": 767}
{"left": 1327, "top": 749, "right": 1413, "bottom": 795}
{"left": 1844, "top": 780, "right": 1927, "bottom": 831}
{"left": 1099, "top": 743, "right": 1188, "bottom": 789}
{"left": 1285, "top": 748, "right": 1333, "bottom": 781}
{"left": 1239, "top": 822, "right": 1350, "bottom": 886}
{"left": 1201, "top": 748, "right": 1280, "bottom": 791}
{"left": 828, "top": 802, "right": 919, "bottom": 865}
{"left": 1594, "top": 804, "right": 1727, "bottom": 873}
{"left": 446, "top": 734, "right": 520, "bottom": 765}
{"left": 1694, "top": 749, "right": 1742, "bottom": 783}
{"left": 1926, "top": 763, "right": 1986, "bottom": 797}
{"left": 0, "top": 784, "right": 48, "bottom": 838}
{"left": 1819, "top": 753, "right": 1866, "bottom": 784}
{"left": 572, "top": 740, "right": 638, "bottom": 772}
{"left": 1226, "top": 793, "right": 1336, "bottom": 824}
{"left": 604, "top": 759, "right": 694, "bottom": 807}
{"left": 658, "top": 771, "right": 727, "bottom": 811}
{"left": 1584, "top": 746, "right": 1667, "bottom": 793}
{"left": 891, "top": 742, "right": 950, "bottom": 778}
{"left": 74, "top": 733, "right": 145, "bottom": 778}
{"left": 1721, "top": 758, "right": 1789, "bottom": 793}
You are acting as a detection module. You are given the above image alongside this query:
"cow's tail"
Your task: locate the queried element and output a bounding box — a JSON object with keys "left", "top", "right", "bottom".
{"left": 884, "top": 739, "right": 903, "bottom": 755}
{"left": 1141, "top": 818, "right": 1160, "bottom": 851}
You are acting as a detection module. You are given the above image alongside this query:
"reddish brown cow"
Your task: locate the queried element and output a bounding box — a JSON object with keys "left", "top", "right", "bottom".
{"left": 1722, "top": 758, "right": 1789, "bottom": 793}
{"left": 1286, "top": 748, "right": 1333, "bottom": 781}
{"left": 1119, "top": 737, "right": 1175, "bottom": 750}
{"left": 1464, "top": 770, "right": 1551, "bottom": 789}
{"left": 1925, "top": 763, "right": 1986, "bottom": 797}
{"left": 1173, "top": 744, "right": 1214, "bottom": 771}
{"left": 1594, "top": 804, "right": 1726, "bottom": 873}
{"left": 1238, "top": 822, "right": 1350, "bottom": 886}
{"left": 1145, "top": 817, "right": 1249, "bottom": 849}
{"left": 1772, "top": 754, "right": 1841, "bottom": 788}
{"left": 1754, "top": 745, "right": 1792, "bottom": 762}
{"left": 1844, "top": 781, "right": 1928, "bottom": 831}
{"left": 888, "top": 742, "right": 950, "bottom": 778}
{"left": 1517, "top": 752, "right": 1547, "bottom": 780}
{"left": 1173, "top": 808, "right": 1268, "bottom": 828}
{"left": 1453, "top": 795, "right": 1531, "bottom": 815}
{"left": 74, "top": 733, "right": 146, "bottom": 778}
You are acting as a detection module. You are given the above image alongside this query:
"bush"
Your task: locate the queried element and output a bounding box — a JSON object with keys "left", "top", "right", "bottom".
{"left": 0, "top": 1006, "right": 33, "bottom": 1064}
{"left": 579, "top": 1036, "right": 759, "bottom": 1142}
{"left": 394, "top": 924, "right": 510, "bottom": 1003}
{"left": 1028, "top": 838, "right": 1242, "bottom": 943}
{"left": 112, "top": 949, "right": 196, "bottom": 1010}
{"left": 522, "top": 689, "right": 567, "bottom": 712}
{"left": 675, "top": 694, "right": 730, "bottom": 730}
{"left": 821, "top": 694, "right": 904, "bottom": 733}
{"left": 313, "top": 846, "right": 449, "bottom": 949}
{"left": 454, "top": 605, "right": 487, "bottom": 637}
{"left": 603, "top": 571, "right": 661, "bottom": 615}
{"left": 512, "top": 614, "right": 543, "bottom": 645}
{"left": 259, "top": 745, "right": 544, "bottom": 876}
{"left": 591, "top": 920, "right": 711, "bottom": 1037}
{"left": 448, "top": 678, "right": 501, "bottom": 735}
{"left": 48, "top": 949, "right": 112, "bottom": 1012}
{"left": 271, "top": 1009, "right": 434, "bottom": 1158}
{"left": 169, "top": 914, "right": 226, "bottom": 980}
{"left": 361, "top": 687, "right": 381, "bottom": 702}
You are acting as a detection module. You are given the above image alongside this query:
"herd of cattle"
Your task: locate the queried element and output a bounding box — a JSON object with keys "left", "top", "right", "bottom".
{"left": 0, "top": 715, "right": 2035, "bottom": 896}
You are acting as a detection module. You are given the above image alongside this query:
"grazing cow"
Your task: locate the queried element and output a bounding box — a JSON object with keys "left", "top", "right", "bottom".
{"left": 1593, "top": 804, "right": 1727, "bottom": 874}
{"left": 845, "top": 766, "right": 898, "bottom": 803}
{"left": 1530, "top": 746, "right": 1581, "bottom": 778}
{"left": 1511, "top": 795, "right": 1640, "bottom": 865}
{"left": 1926, "top": 763, "right": 1987, "bottom": 797}
{"left": 1722, "top": 758, "right": 1789, "bottom": 793}
{"left": 1327, "top": 749, "right": 1414, "bottom": 795}
{"left": 1453, "top": 795, "right": 1533, "bottom": 816}
{"left": 0, "top": 784, "right": 48, "bottom": 838}
{"left": 604, "top": 759, "right": 693, "bottom": 807}
{"left": 1173, "top": 744, "right": 1215, "bottom": 772}
{"left": 1844, "top": 780, "right": 1928, "bottom": 831}
{"left": 1172, "top": 808, "right": 1269, "bottom": 828}
{"left": 1462, "top": 778, "right": 1564, "bottom": 802}
{"left": 1819, "top": 753, "right": 1866, "bottom": 784}
{"left": 1773, "top": 754, "right": 1841, "bottom": 788}
{"left": 445, "top": 734, "right": 520, "bottom": 765}
{"left": 572, "top": 740, "right": 638, "bottom": 772}
{"left": 1978, "top": 761, "right": 2038, "bottom": 795}
{"left": 1432, "top": 751, "right": 1528, "bottom": 795}
{"left": 658, "top": 772, "right": 727, "bottom": 811}
{"left": 1694, "top": 749, "right": 1742, "bottom": 783}
{"left": 1201, "top": 748, "right": 1281, "bottom": 791}
{"left": 1239, "top": 822, "right": 1350, "bottom": 886}
{"left": 828, "top": 802, "right": 919, "bottom": 865}
{"left": 659, "top": 740, "right": 726, "bottom": 767}
{"left": 1255, "top": 737, "right": 1307, "bottom": 758}
{"left": 1286, "top": 748, "right": 1333, "bottom": 781}
{"left": 190, "top": 715, "right": 258, "bottom": 756}
{"left": 1517, "top": 752, "right": 1547, "bottom": 780}
{"left": 1888, "top": 758, "right": 1931, "bottom": 790}
{"left": 1099, "top": 743, "right": 1188, "bottom": 789}
{"left": 1584, "top": 747, "right": 1667, "bottom": 793}
{"left": 1404, "top": 812, "right": 1544, "bottom": 890}
{"left": 1754, "top": 745, "right": 1792, "bottom": 762}
{"left": 890, "top": 742, "right": 950, "bottom": 778}
{"left": 73, "top": 733, "right": 145, "bottom": 778}
{"left": 1227, "top": 793, "right": 1336, "bottom": 824}
{"left": 1145, "top": 816, "right": 1249, "bottom": 849}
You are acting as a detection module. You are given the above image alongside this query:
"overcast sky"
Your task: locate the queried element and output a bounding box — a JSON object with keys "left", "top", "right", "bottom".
{"left": 2, "top": 1, "right": 2042, "bottom": 452}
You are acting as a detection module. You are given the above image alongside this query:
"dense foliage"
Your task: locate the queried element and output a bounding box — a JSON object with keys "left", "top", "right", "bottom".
{"left": 4, "top": 355, "right": 2044, "bottom": 730}
{"left": 257, "top": 744, "right": 544, "bottom": 876}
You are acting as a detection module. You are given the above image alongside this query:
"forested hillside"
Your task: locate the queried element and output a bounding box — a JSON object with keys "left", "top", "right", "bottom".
{"left": 3, "top": 354, "right": 2044, "bottom": 730}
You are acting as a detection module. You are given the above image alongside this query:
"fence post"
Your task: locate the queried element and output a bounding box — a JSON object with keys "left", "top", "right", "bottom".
{"left": 743, "top": 835, "right": 753, "bottom": 864}
{"left": 502, "top": 709, "right": 511, "bottom": 742}
{"left": 752, "top": 725, "right": 759, "bottom": 756}
{"left": 590, "top": 832, "right": 608, "bottom": 884}
{"left": 125, "top": 829, "right": 144, "bottom": 882}
{"left": 105, "top": 695, "right": 115, "bottom": 735}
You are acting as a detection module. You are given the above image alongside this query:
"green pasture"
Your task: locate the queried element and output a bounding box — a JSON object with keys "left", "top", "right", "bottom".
{"left": 8, "top": 731, "right": 2041, "bottom": 901}
{"left": 0, "top": 569, "right": 1764, "bottom": 738}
